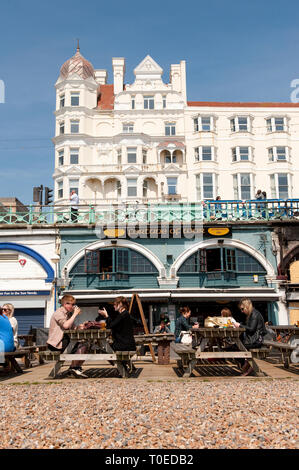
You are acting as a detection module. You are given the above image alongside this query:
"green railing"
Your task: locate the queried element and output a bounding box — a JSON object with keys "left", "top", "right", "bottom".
{"left": 0, "top": 199, "right": 298, "bottom": 225}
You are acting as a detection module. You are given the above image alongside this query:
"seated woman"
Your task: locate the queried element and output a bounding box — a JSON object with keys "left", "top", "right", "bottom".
{"left": 47, "top": 295, "right": 89, "bottom": 378}
{"left": 2, "top": 303, "right": 18, "bottom": 349}
{"left": 174, "top": 306, "right": 199, "bottom": 343}
{"left": 233, "top": 298, "right": 267, "bottom": 376}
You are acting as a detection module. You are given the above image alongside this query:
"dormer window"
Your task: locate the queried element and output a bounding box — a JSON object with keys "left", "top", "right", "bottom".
{"left": 266, "top": 117, "right": 287, "bottom": 132}
{"left": 71, "top": 92, "right": 80, "bottom": 106}
{"left": 144, "top": 95, "right": 154, "bottom": 109}
{"left": 230, "top": 116, "right": 250, "bottom": 132}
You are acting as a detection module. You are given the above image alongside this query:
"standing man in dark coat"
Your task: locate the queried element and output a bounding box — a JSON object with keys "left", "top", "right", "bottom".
{"left": 98, "top": 297, "right": 136, "bottom": 374}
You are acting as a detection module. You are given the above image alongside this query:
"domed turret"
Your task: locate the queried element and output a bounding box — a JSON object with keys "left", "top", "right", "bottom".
{"left": 59, "top": 42, "right": 95, "bottom": 80}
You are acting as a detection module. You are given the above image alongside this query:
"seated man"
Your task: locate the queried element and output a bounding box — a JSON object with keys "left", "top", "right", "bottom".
{"left": 47, "top": 295, "right": 89, "bottom": 378}
{"left": 154, "top": 319, "right": 171, "bottom": 334}
{"left": 0, "top": 306, "right": 15, "bottom": 353}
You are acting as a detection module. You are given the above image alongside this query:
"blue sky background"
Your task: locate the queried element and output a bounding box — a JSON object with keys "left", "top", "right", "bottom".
{"left": 1, "top": 0, "right": 299, "bottom": 204}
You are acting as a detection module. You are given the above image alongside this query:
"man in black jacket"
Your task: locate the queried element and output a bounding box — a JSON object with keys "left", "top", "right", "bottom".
{"left": 97, "top": 296, "right": 136, "bottom": 375}
{"left": 234, "top": 298, "right": 267, "bottom": 376}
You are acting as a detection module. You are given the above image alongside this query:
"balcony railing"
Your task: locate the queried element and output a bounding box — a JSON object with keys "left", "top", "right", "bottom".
{"left": 0, "top": 199, "right": 298, "bottom": 225}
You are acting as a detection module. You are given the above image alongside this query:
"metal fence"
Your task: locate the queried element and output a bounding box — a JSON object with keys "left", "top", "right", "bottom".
{"left": 0, "top": 199, "right": 298, "bottom": 225}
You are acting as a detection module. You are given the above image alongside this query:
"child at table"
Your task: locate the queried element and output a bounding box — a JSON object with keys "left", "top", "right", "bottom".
{"left": 47, "top": 295, "right": 89, "bottom": 378}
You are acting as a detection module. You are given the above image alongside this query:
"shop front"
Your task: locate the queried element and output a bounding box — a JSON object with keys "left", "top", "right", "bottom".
{"left": 59, "top": 222, "right": 284, "bottom": 330}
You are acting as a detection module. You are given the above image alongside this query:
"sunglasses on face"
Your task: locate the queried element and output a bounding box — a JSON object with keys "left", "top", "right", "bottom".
{"left": 2, "top": 308, "right": 11, "bottom": 312}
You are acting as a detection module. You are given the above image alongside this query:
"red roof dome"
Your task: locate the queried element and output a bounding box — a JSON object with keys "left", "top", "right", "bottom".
{"left": 60, "top": 46, "right": 95, "bottom": 80}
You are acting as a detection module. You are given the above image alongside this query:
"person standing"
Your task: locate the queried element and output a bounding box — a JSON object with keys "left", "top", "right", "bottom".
{"left": 47, "top": 295, "right": 88, "bottom": 378}
{"left": 2, "top": 303, "right": 18, "bottom": 349}
{"left": 98, "top": 296, "right": 136, "bottom": 374}
{"left": 70, "top": 190, "right": 79, "bottom": 222}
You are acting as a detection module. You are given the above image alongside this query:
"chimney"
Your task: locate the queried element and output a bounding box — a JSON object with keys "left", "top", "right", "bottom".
{"left": 170, "top": 60, "right": 187, "bottom": 104}
{"left": 94, "top": 69, "right": 108, "bottom": 85}
{"left": 112, "top": 57, "right": 125, "bottom": 95}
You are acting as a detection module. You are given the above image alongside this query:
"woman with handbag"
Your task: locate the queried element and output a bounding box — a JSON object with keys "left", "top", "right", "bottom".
{"left": 174, "top": 306, "right": 199, "bottom": 343}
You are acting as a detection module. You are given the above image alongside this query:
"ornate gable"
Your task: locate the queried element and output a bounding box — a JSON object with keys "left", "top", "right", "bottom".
{"left": 134, "top": 55, "right": 163, "bottom": 77}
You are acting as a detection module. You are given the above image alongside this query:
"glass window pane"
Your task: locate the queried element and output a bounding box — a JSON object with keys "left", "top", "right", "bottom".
{"left": 202, "top": 146, "right": 212, "bottom": 160}
{"left": 167, "top": 177, "right": 177, "bottom": 195}
{"left": 70, "top": 120, "right": 79, "bottom": 133}
{"left": 276, "top": 147, "right": 286, "bottom": 160}
{"left": 240, "top": 147, "right": 249, "bottom": 160}
{"left": 70, "top": 148, "right": 79, "bottom": 164}
{"left": 127, "top": 147, "right": 137, "bottom": 163}
{"left": 71, "top": 92, "right": 80, "bottom": 106}
{"left": 275, "top": 118, "right": 284, "bottom": 131}
{"left": 201, "top": 117, "right": 211, "bottom": 131}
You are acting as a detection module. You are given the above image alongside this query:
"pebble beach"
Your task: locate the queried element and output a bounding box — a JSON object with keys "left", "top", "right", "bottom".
{"left": 0, "top": 378, "right": 298, "bottom": 449}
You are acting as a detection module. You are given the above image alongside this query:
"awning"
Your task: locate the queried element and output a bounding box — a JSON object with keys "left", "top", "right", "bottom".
{"left": 62, "top": 289, "right": 280, "bottom": 302}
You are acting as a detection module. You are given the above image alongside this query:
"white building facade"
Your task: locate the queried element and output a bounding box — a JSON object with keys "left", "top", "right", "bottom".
{"left": 52, "top": 47, "right": 299, "bottom": 205}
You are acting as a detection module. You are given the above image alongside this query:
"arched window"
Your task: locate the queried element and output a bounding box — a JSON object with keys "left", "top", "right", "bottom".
{"left": 70, "top": 247, "right": 158, "bottom": 276}
{"left": 178, "top": 248, "right": 266, "bottom": 274}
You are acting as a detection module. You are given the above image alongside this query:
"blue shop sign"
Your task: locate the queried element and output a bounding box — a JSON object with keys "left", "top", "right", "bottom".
{"left": 0, "top": 291, "right": 51, "bottom": 296}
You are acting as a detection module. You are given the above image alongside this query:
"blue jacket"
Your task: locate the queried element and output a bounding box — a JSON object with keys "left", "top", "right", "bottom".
{"left": 0, "top": 314, "right": 15, "bottom": 352}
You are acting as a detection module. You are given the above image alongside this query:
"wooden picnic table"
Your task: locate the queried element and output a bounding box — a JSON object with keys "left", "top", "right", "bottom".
{"left": 40, "top": 328, "right": 136, "bottom": 378}
{"left": 265, "top": 325, "right": 299, "bottom": 367}
{"left": 134, "top": 333, "right": 174, "bottom": 364}
{"left": 174, "top": 327, "right": 265, "bottom": 377}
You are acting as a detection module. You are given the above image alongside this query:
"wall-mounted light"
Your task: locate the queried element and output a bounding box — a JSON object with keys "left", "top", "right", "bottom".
{"left": 111, "top": 239, "right": 117, "bottom": 245}
{"left": 218, "top": 239, "right": 224, "bottom": 244}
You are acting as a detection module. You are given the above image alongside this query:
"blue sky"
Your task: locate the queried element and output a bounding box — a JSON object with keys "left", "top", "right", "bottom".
{"left": 1, "top": 0, "right": 299, "bottom": 204}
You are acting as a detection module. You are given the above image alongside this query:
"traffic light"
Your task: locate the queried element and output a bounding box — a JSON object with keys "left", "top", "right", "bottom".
{"left": 44, "top": 187, "right": 53, "bottom": 205}
{"left": 33, "top": 185, "right": 43, "bottom": 204}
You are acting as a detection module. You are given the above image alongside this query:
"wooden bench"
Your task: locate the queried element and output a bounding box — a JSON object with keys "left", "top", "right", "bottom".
{"left": 173, "top": 344, "right": 263, "bottom": 377}
{"left": 39, "top": 350, "right": 136, "bottom": 378}
{"left": 263, "top": 340, "right": 296, "bottom": 369}
{"left": 3, "top": 349, "right": 32, "bottom": 373}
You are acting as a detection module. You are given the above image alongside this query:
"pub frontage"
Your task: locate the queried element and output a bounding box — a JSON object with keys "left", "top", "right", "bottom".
{"left": 56, "top": 220, "right": 286, "bottom": 332}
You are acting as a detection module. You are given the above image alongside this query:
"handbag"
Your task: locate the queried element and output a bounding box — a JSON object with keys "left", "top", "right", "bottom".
{"left": 180, "top": 331, "right": 192, "bottom": 345}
